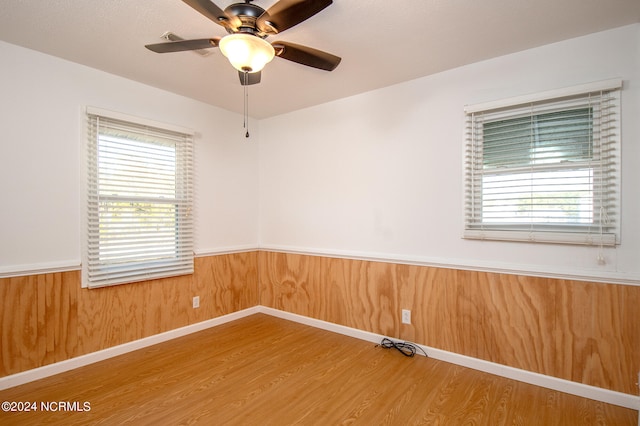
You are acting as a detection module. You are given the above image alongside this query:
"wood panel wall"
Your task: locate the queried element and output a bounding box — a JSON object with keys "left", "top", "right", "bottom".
{"left": 258, "top": 251, "right": 640, "bottom": 396}
{"left": 0, "top": 252, "right": 258, "bottom": 377}
{"left": 2, "top": 249, "right": 638, "bottom": 397}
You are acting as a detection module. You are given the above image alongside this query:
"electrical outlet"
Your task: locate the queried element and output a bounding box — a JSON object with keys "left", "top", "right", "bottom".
{"left": 401, "top": 309, "right": 411, "bottom": 324}
{"left": 192, "top": 296, "right": 200, "bottom": 309}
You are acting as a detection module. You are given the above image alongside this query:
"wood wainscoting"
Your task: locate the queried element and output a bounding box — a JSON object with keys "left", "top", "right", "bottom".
{"left": 0, "top": 252, "right": 259, "bottom": 378}
{"left": 258, "top": 251, "right": 640, "bottom": 396}
{"left": 2, "top": 249, "right": 638, "bottom": 399}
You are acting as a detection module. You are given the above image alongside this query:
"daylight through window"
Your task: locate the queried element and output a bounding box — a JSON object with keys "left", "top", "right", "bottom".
{"left": 464, "top": 80, "right": 621, "bottom": 245}
{"left": 85, "top": 108, "right": 194, "bottom": 287}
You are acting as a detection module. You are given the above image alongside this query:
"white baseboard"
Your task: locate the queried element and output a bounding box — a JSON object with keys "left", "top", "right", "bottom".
{"left": 0, "top": 307, "right": 260, "bottom": 391}
{"left": 257, "top": 306, "right": 640, "bottom": 412}
{"left": 1, "top": 306, "right": 638, "bottom": 413}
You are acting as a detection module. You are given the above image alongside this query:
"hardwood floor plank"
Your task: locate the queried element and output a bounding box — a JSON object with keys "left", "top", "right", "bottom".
{"left": 0, "top": 314, "right": 636, "bottom": 425}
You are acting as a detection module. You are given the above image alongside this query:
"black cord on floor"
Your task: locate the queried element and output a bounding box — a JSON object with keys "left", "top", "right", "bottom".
{"left": 376, "top": 338, "right": 428, "bottom": 358}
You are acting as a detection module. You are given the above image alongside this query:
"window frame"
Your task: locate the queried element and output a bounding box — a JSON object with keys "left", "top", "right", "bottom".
{"left": 463, "top": 79, "right": 621, "bottom": 246}
{"left": 83, "top": 107, "right": 194, "bottom": 288}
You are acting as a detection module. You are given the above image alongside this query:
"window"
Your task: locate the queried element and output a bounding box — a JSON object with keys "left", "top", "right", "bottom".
{"left": 464, "top": 80, "right": 621, "bottom": 245}
{"left": 84, "top": 107, "right": 194, "bottom": 288}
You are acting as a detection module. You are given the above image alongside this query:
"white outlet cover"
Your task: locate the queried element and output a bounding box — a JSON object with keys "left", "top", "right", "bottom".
{"left": 402, "top": 309, "right": 411, "bottom": 324}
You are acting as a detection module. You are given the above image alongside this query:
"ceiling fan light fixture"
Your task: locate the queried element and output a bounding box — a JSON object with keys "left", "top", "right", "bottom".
{"left": 219, "top": 33, "right": 275, "bottom": 73}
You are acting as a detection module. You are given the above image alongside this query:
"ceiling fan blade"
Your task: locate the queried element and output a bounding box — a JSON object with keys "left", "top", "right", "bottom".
{"left": 182, "top": 0, "right": 241, "bottom": 30}
{"left": 239, "top": 71, "right": 262, "bottom": 86}
{"left": 273, "top": 41, "right": 341, "bottom": 71}
{"left": 145, "top": 38, "right": 220, "bottom": 53}
{"left": 257, "top": 0, "right": 332, "bottom": 34}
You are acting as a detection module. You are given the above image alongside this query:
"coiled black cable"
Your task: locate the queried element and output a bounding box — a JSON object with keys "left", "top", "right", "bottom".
{"left": 377, "top": 338, "right": 428, "bottom": 358}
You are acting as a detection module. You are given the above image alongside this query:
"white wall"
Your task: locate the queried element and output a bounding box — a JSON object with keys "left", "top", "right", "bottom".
{"left": 2, "top": 25, "right": 638, "bottom": 284}
{"left": 259, "top": 24, "right": 640, "bottom": 284}
{"left": 0, "top": 41, "right": 259, "bottom": 274}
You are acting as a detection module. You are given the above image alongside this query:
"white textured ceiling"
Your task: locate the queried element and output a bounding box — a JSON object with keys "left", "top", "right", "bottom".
{"left": 0, "top": 0, "right": 638, "bottom": 118}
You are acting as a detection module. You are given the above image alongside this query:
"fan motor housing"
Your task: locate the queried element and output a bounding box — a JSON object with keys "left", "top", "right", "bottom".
{"left": 225, "top": 2, "right": 267, "bottom": 35}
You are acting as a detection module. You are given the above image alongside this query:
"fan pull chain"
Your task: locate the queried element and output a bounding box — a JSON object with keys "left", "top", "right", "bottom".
{"left": 243, "top": 71, "right": 250, "bottom": 138}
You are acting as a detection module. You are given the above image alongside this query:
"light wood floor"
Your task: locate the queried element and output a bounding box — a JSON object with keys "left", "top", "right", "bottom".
{"left": 0, "top": 314, "right": 636, "bottom": 425}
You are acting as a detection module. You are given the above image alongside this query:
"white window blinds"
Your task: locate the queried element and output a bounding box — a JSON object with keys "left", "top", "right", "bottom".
{"left": 464, "top": 80, "right": 621, "bottom": 245}
{"left": 85, "top": 108, "right": 194, "bottom": 288}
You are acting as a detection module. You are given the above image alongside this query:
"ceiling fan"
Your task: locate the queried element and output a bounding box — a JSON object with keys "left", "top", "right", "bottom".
{"left": 145, "top": 0, "right": 341, "bottom": 85}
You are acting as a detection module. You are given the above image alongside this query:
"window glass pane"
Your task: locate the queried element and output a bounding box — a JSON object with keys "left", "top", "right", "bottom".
{"left": 532, "top": 109, "right": 592, "bottom": 164}
{"left": 483, "top": 116, "right": 532, "bottom": 168}
{"left": 97, "top": 201, "right": 178, "bottom": 265}
{"left": 98, "top": 136, "right": 177, "bottom": 199}
{"left": 483, "top": 108, "right": 593, "bottom": 169}
{"left": 482, "top": 169, "right": 594, "bottom": 224}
